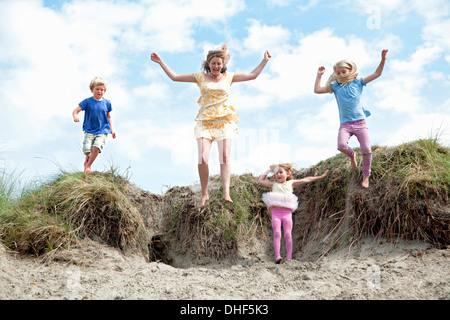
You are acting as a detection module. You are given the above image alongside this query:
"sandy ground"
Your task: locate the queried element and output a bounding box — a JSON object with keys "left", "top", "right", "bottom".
{"left": 0, "top": 238, "right": 448, "bottom": 300}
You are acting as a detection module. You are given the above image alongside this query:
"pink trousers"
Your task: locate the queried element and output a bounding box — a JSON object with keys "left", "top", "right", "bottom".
{"left": 271, "top": 208, "right": 293, "bottom": 261}
{"left": 338, "top": 119, "right": 372, "bottom": 178}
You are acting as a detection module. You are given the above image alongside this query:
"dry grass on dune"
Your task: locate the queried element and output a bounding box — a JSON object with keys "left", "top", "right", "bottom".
{"left": 0, "top": 139, "right": 448, "bottom": 265}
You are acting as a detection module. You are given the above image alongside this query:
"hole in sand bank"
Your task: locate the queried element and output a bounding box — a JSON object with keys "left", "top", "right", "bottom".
{"left": 149, "top": 235, "right": 170, "bottom": 264}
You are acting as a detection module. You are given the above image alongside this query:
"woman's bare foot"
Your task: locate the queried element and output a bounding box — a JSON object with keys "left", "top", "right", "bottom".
{"left": 223, "top": 196, "right": 233, "bottom": 203}
{"left": 362, "top": 177, "right": 369, "bottom": 189}
{"left": 350, "top": 156, "right": 358, "bottom": 170}
{"left": 198, "top": 194, "right": 209, "bottom": 208}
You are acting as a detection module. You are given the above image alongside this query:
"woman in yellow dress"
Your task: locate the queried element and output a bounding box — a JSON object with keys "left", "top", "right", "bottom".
{"left": 151, "top": 44, "right": 271, "bottom": 207}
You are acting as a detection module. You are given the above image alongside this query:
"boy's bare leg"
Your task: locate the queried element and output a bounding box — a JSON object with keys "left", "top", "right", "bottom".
{"left": 85, "top": 146, "right": 100, "bottom": 171}
{"left": 84, "top": 153, "right": 90, "bottom": 167}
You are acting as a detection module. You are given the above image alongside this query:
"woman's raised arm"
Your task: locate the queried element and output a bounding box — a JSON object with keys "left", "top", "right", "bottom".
{"left": 232, "top": 50, "right": 271, "bottom": 82}
{"left": 151, "top": 52, "right": 196, "bottom": 82}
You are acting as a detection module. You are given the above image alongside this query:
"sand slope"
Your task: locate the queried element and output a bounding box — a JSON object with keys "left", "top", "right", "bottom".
{"left": 1, "top": 239, "right": 448, "bottom": 300}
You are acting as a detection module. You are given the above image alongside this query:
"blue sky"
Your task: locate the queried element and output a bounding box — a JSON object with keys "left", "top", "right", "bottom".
{"left": 1, "top": 0, "right": 449, "bottom": 194}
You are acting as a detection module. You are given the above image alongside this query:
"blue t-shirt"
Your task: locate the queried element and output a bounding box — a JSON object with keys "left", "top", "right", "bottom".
{"left": 79, "top": 97, "right": 112, "bottom": 134}
{"left": 330, "top": 78, "right": 371, "bottom": 123}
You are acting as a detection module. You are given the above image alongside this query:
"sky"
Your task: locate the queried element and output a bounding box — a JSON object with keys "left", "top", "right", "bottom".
{"left": 0, "top": 0, "right": 449, "bottom": 195}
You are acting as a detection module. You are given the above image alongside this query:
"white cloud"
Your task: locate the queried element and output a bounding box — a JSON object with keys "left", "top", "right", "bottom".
{"left": 114, "top": 118, "right": 196, "bottom": 163}
{"left": 136, "top": 0, "right": 245, "bottom": 53}
{"left": 242, "top": 19, "right": 292, "bottom": 55}
{"left": 353, "top": 0, "right": 414, "bottom": 23}
{"left": 421, "top": 18, "right": 450, "bottom": 52}
{"left": 0, "top": 0, "right": 244, "bottom": 153}
{"left": 369, "top": 43, "right": 443, "bottom": 113}
{"left": 267, "top": 0, "right": 320, "bottom": 11}
{"left": 411, "top": 0, "right": 450, "bottom": 23}
{"left": 295, "top": 101, "right": 339, "bottom": 143}
{"left": 382, "top": 112, "right": 449, "bottom": 146}
{"left": 354, "top": 0, "right": 450, "bottom": 53}
{"left": 294, "top": 146, "right": 338, "bottom": 168}
{"left": 245, "top": 28, "right": 376, "bottom": 103}
{"left": 267, "top": 0, "right": 291, "bottom": 7}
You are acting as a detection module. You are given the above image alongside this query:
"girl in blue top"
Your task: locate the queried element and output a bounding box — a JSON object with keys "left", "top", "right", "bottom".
{"left": 314, "top": 49, "right": 388, "bottom": 188}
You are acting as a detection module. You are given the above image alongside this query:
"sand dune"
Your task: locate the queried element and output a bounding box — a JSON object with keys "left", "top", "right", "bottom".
{"left": 1, "top": 238, "right": 448, "bottom": 300}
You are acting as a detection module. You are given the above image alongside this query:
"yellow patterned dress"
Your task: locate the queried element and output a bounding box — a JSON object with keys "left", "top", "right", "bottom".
{"left": 193, "top": 72, "right": 239, "bottom": 141}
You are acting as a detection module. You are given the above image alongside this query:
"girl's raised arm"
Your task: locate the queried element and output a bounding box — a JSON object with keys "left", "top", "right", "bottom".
{"left": 151, "top": 52, "right": 196, "bottom": 82}
{"left": 258, "top": 168, "right": 275, "bottom": 188}
{"left": 314, "top": 66, "right": 331, "bottom": 94}
{"left": 232, "top": 50, "right": 271, "bottom": 82}
{"left": 363, "top": 49, "right": 388, "bottom": 85}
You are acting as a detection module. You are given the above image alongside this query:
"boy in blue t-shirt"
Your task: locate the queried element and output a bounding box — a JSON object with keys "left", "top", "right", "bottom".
{"left": 72, "top": 77, "right": 116, "bottom": 173}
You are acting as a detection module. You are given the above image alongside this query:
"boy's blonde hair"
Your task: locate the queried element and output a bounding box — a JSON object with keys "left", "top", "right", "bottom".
{"left": 202, "top": 43, "right": 231, "bottom": 74}
{"left": 90, "top": 77, "right": 107, "bottom": 91}
{"left": 325, "top": 60, "right": 359, "bottom": 92}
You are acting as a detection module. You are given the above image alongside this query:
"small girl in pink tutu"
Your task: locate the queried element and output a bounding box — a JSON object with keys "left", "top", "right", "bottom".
{"left": 258, "top": 164, "right": 328, "bottom": 263}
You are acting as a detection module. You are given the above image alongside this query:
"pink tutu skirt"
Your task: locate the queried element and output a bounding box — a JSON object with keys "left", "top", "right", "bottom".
{"left": 262, "top": 192, "right": 298, "bottom": 212}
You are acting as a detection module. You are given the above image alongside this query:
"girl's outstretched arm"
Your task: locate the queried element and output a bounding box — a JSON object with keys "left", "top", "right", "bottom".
{"left": 292, "top": 170, "right": 328, "bottom": 187}
{"left": 363, "top": 49, "right": 388, "bottom": 84}
{"left": 314, "top": 66, "right": 331, "bottom": 94}
{"left": 151, "top": 52, "right": 196, "bottom": 82}
{"left": 258, "top": 168, "right": 274, "bottom": 188}
{"left": 232, "top": 50, "right": 271, "bottom": 82}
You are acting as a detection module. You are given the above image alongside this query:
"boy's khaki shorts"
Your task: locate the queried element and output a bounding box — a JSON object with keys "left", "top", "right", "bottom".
{"left": 83, "top": 132, "right": 108, "bottom": 153}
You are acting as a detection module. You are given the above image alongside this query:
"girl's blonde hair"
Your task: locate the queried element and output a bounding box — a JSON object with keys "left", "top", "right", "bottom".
{"left": 271, "top": 163, "right": 295, "bottom": 181}
{"left": 90, "top": 77, "right": 107, "bottom": 91}
{"left": 201, "top": 43, "right": 231, "bottom": 74}
{"left": 325, "top": 60, "right": 358, "bottom": 92}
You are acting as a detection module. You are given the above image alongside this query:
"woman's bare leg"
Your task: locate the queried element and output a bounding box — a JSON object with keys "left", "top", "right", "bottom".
{"left": 218, "top": 139, "right": 233, "bottom": 203}
{"left": 197, "top": 138, "right": 212, "bottom": 207}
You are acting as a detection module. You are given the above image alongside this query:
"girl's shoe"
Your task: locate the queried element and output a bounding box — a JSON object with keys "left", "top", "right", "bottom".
{"left": 84, "top": 167, "right": 92, "bottom": 174}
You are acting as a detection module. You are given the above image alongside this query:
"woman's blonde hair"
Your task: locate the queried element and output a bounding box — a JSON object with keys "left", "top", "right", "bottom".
{"left": 201, "top": 43, "right": 231, "bottom": 74}
{"left": 325, "top": 60, "right": 358, "bottom": 92}
{"left": 89, "top": 77, "right": 107, "bottom": 91}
